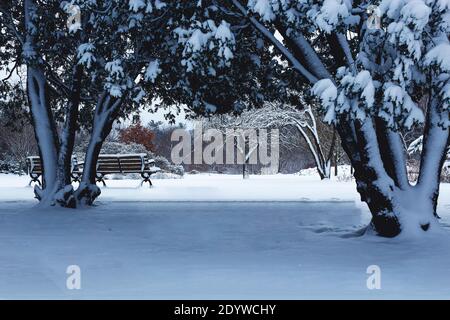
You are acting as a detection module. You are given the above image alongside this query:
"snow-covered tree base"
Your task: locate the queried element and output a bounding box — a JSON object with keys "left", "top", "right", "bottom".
{"left": 362, "top": 185, "right": 441, "bottom": 238}
{"left": 366, "top": 213, "right": 440, "bottom": 238}
{"left": 74, "top": 183, "right": 102, "bottom": 207}
{"left": 368, "top": 214, "right": 401, "bottom": 238}
{"left": 33, "top": 182, "right": 102, "bottom": 208}
{"left": 34, "top": 184, "right": 76, "bottom": 208}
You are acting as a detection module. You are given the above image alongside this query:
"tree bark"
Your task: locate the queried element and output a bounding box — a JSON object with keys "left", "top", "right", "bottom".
{"left": 75, "top": 93, "right": 123, "bottom": 206}
{"left": 27, "top": 67, "right": 59, "bottom": 204}
{"left": 417, "top": 96, "right": 450, "bottom": 217}
{"left": 24, "top": 0, "right": 82, "bottom": 208}
{"left": 352, "top": 119, "right": 401, "bottom": 237}
{"left": 338, "top": 114, "right": 445, "bottom": 237}
{"left": 374, "top": 118, "right": 409, "bottom": 190}
{"left": 48, "top": 64, "right": 83, "bottom": 208}
{"left": 27, "top": 65, "right": 82, "bottom": 207}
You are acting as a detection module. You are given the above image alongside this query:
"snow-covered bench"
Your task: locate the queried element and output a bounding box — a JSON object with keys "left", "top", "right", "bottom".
{"left": 78, "top": 153, "right": 160, "bottom": 187}
{"left": 26, "top": 156, "right": 81, "bottom": 186}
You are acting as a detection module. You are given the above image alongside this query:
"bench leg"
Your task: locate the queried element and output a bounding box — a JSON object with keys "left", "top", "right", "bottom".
{"left": 140, "top": 173, "right": 153, "bottom": 188}
{"left": 96, "top": 174, "right": 106, "bottom": 187}
{"left": 71, "top": 174, "right": 80, "bottom": 184}
{"left": 29, "top": 176, "right": 41, "bottom": 187}
{"left": 140, "top": 179, "right": 152, "bottom": 187}
{"left": 97, "top": 178, "right": 106, "bottom": 187}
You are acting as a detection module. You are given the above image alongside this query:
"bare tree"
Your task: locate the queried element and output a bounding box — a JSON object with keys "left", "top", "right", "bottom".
{"left": 203, "top": 101, "right": 337, "bottom": 179}
{"left": 1, "top": 124, "right": 38, "bottom": 170}
{"left": 259, "top": 103, "right": 337, "bottom": 179}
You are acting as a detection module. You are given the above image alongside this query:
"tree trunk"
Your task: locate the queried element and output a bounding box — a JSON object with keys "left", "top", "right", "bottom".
{"left": 374, "top": 118, "right": 409, "bottom": 190}
{"left": 49, "top": 65, "right": 83, "bottom": 208}
{"left": 336, "top": 118, "right": 400, "bottom": 237}
{"left": 351, "top": 118, "right": 402, "bottom": 237}
{"left": 25, "top": 0, "right": 81, "bottom": 208}
{"left": 28, "top": 65, "right": 82, "bottom": 208}
{"left": 75, "top": 93, "right": 123, "bottom": 206}
{"left": 294, "top": 122, "right": 330, "bottom": 180}
{"left": 27, "top": 67, "right": 76, "bottom": 207}
{"left": 74, "top": 134, "right": 103, "bottom": 206}
{"left": 334, "top": 148, "right": 338, "bottom": 177}
{"left": 417, "top": 96, "right": 450, "bottom": 217}
{"left": 26, "top": 67, "right": 59, "bottom": 204}
{"left": 338, "top": 114, "right": 445, "bottom": 237}
{"left": 242, "top": 160, "right": 250, "bottom": 179}
{"left": 24, "top": 0, "right": 57, "bottom": 203}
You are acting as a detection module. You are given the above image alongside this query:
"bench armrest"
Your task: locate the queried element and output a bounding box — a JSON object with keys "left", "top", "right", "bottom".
{"left": 149, "top": 166, "right": 161, "bottom": 173}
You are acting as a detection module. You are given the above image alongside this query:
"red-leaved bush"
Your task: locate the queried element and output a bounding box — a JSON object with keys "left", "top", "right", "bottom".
{"left": 119, "top": 122, "right": 155, "bottom": 152}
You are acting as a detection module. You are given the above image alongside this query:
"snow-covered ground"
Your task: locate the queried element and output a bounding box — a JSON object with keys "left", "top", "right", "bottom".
{"left": 0, "top": 172, "right": 359, "bottom": 202}
{"left": 2, "top": 172, "right": 450, "bottom": 299}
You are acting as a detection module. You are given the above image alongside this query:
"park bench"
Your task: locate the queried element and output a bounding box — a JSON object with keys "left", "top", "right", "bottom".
{"left": 78, "top": 153, "right": 160, "bottom": 187}
{"left": 27, "top": 153, "right": 160, "bottom": 187}
{"left": 26, "top": 156, "right": 81, "bottom": 186}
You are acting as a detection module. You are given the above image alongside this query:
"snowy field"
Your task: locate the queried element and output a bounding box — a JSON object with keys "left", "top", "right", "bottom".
{"left": 2, "top": 173, "right": 450, "bottom": 299}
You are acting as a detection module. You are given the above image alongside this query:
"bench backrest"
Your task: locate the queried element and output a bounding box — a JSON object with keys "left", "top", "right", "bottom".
{"left": 27, "top": 156, "right": 79, "bottom": 175}
{"left": 96, "top": 154, "right": 153, "bottom": 174}
{"left": 27, "top": 154, "right": 155, "bottom": 176}
{"left": 26, "top": 156, "right": 43, "bottom": 175}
